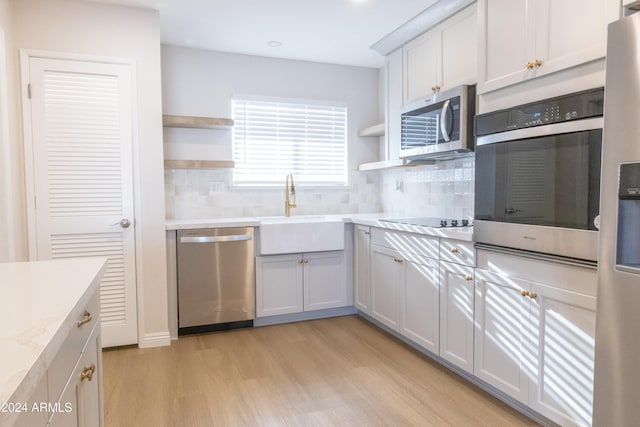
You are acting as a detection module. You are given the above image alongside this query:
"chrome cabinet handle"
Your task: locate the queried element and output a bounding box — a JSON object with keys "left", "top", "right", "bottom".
{"left": 76, "top": 310, "right": 93, "bottom": 328}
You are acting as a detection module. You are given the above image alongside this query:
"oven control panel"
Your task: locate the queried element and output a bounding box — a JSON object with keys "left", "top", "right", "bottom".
{"left": 475, "top": 87, "right": 604, "bottom": 136}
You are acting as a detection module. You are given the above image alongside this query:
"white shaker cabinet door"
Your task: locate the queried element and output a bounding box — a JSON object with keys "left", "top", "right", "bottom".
{"left": 439, "top": 261, "right": 475, "bottom": 373}
{"left": 371, "top": 245, "right": 402, "bottom": 331}
{"left": 403, "top": 30, "right": 441, "bottom": 104}
{"left": 256, "top": 254, "right": 304, "bottom": 317}
{"left": 478, "top": 0, "right": 533, "bottom": 93}
{"left": 303, "top": 251, "right": 348, "bottom": 311}
{"left": 528, "top": 282, "right": 596, "bottom": 427}
{"left": 440, "top": 3, "right": 477, "bottom": 90}
{"left": 401, "top": 254, "right": 440, "bottom": 354}
{"left": 474, "top": 268, "right": 531, "bottom": 404}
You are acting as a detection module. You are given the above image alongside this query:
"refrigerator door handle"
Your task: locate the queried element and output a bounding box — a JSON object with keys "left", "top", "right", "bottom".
{"left": 180, "top": 234, "right": 253, "bottom": 244}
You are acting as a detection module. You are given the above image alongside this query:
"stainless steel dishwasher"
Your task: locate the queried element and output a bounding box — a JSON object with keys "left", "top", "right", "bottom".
{"left": 177, "top": 227, "right": 255, "bottom": 334}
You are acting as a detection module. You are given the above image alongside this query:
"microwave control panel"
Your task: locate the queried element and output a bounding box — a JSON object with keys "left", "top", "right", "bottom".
{"left": 475, "top": 87, "right": 604, "bottom": 136}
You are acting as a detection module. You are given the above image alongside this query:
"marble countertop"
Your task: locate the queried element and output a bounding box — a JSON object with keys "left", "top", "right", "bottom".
{"left": 166, "top": 213, "right": 474, "bottom": 242}
{"left": 0, "top": 258, "right": 107, "bottom": 417}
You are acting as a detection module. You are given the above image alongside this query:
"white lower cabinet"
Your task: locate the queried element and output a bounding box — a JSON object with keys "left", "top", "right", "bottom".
{"left": 49, "top": 324, "right": 102, "bottom": 427}
{"left": 474, "top": 269, "right": 531, "bottom": 402}
{"left": 401, "top": 253, "right": 440, "bottom": 354}
{"left": 474, "top": 250, "right": 597, "bottom": 427}
{"left": 256, "top": 251, "right": 348, "bottom": 317}
{"left": 256, "top": 254, "right": 304, "bottom": 317}
{"left": 304, "top": 252, "right": 349, "bottom": 311}
{"left": 370, "top": 230, "right": 440, "bottom": 353}
{"left": 439, "top": 261, "right": 475, "bottom": 374}
{"left": 354, "top": 225, "right": 371, "bottom": 314}
{"left": 529, "top": 282, "right": 596, "bottom": 427}
{"left": 370, "top": 245, "right": 402, "bottom": 330}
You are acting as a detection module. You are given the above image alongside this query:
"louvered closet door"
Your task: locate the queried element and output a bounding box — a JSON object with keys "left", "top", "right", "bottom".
{"left": 27, "top": 57, "right": 137, "bottom": 347}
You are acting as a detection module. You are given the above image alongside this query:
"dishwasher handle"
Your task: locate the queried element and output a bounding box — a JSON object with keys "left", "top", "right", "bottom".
{"left": 180, "top": 234, "right": 253, "bottom": 244}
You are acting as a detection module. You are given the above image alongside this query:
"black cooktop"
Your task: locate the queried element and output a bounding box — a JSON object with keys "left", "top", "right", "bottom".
{"left": 381, "top": 217, "right": 472, "bottom": 228}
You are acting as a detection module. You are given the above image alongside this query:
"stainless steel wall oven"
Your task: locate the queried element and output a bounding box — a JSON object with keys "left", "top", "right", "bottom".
{"left": 474, "top": 88, "right": 604, "bottom": 262}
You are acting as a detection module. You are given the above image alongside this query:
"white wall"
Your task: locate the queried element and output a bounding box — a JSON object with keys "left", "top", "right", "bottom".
{"left": 0, "top": 0, "right": 22, "bottom": 262}
{"left": 9, "top": 0, "right": 168, "bottom": 348}
{"left": 162, "top": 45, "right": 382, "bottom": 218}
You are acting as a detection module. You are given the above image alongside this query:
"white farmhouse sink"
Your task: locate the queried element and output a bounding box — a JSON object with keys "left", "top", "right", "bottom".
{"left": 259, "top": 216, "right": 345, "bottom": 254}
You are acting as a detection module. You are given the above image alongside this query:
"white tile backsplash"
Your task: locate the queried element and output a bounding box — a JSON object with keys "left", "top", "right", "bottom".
{"left": 164, "top": 158, "right": 474, "bottom": 220}
{"left": 377, "top": 157, "right": 475, "bottom": 220}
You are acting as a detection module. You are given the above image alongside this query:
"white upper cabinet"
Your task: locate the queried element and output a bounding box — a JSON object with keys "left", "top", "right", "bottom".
{"left": 478, "top": 0, "right": 619, "bottom": 94}
{"left": 384, "top": 49, "right": 403, "bottom": 161}
{"left": 403, "top": 30, "right": 441, "bottom": 103}
{"left": 403, "top": 4, "right": 477, "bottom": 103}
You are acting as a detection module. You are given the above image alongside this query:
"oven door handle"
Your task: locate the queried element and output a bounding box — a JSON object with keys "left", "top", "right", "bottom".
{"left": 476, "top": 117, "right": 604, "bottom": 145}
{"left": 440, "top": 100, "right": 451, "bottom": 142}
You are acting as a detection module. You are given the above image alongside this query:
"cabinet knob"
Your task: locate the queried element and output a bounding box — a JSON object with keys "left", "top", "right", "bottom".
{"left": 394, "top": 257, "right": 404, "bottom": 264}
{"left": 76, "top": 310, "right": 93, "bottom": 328}
{"left": 533, "top": 59, "right": 542, "bottom": 68}
{"left": 431, "top": 85, "right": 441, "bottom": 93}
{"left": 80, "top": 364, "right": 96, "bottom": 382}
{"left": 364, "top": 231, "right": 370, "bottom": 235}
{"left": 450, "top": 247, "right": 460, "bottom": 254}
{"left": 525, "top": 61, "right": 534, "bottom": 70}
{"left": 298, "top": 259, "right": 304, "bottom": 264}
{"left": 529, "top": 292, "right": 538, "bottom": 299}
{"left": 464, "top": 275, "right": 473, "bottom": 281}
{"left": 303, "top": 259, "right": 309, "bottom": 264}
{"left": 521, "top": 290, "right": 530, "bottom": 297}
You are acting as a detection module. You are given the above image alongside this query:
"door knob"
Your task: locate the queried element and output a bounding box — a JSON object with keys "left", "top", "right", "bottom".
{"left": 119, "top": 218, "right": 131, "bottom": 228}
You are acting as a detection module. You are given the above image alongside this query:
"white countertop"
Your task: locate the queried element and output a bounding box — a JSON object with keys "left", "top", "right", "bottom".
{"left": 0, "top": 258, "right": 107, "bottom": 415}
{"left": 166, "top": 213, "right": 474, "bottom": 242}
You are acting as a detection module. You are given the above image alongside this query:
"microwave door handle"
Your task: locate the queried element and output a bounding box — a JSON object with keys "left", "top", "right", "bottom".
{"left": 440, "top": 100, "right": 451, "bottom": 142}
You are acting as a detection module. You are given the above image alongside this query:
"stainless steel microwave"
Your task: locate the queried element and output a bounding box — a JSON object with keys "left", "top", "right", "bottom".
{"left": 400, "top": 84, "right": 475, "bottom": 161}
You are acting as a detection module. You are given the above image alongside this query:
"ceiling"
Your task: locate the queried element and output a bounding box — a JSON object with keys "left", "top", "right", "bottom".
{"left": 86, "top": 0, "right": 438, "bottom": 68}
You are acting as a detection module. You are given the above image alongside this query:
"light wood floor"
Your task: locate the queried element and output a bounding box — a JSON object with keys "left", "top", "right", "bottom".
{"left": 103, "top": 315, "right": 539, "bottom": 426}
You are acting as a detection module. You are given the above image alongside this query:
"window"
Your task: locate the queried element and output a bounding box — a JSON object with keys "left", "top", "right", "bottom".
{"left": 232, "top": 97, "right": 347, "bottom": 186}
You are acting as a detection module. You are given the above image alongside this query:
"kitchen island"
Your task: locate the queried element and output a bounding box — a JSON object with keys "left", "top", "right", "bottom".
{"left": 0, "top": 258, "right": 107, "bottom": 427}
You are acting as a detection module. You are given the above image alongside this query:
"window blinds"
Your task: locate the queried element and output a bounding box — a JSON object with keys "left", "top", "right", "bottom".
{"left": 232, "top": 98, "right": 348, "bottom": 186}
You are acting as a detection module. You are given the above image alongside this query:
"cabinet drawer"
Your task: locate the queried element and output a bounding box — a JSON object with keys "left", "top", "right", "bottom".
{"left": 440, "top": 240, "right": 475, "bottom": 266}
{"left": 371, "top": 228, "right": 439, "bottom": 259}
{"left": 47, "top": 288, "right": 100, "bottom": 404}
{"left": 476, "top": 249, "right": 597, "bottom": 296}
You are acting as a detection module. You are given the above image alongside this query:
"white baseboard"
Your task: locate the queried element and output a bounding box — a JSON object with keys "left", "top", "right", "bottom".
{"left": 138, "top": 331, "right": 171, "bottom": 348}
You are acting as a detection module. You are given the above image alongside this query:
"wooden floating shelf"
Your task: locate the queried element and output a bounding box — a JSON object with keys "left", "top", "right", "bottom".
{"left": 162, "top": 114, "right": 234, "bottom": 129}
{"left": 164, "top": 160, "right": 235, "bottom": 169}
{"left": 358, "top": 123, "right": 385, "bottom": 137}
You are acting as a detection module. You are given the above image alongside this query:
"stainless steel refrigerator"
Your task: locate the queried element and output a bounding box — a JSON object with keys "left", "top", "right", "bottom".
{"left": 593, "top": 11, "right": 640, "bottom": 426}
